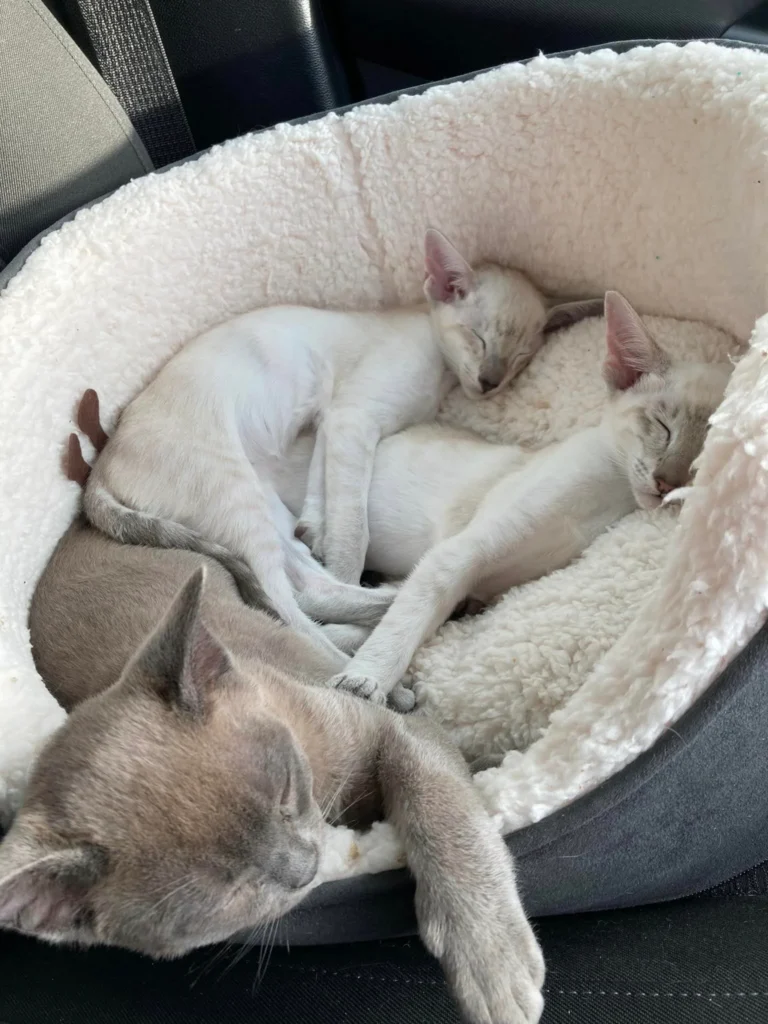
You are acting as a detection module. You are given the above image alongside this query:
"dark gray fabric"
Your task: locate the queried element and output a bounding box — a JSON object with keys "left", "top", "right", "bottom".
{"left": 700, "top": 861, "right": 768, "bottom": 898}
{"left": 0, "top": 897, "right": 766, "bottom": 1023}
{"left": 147, "top": 0, "right": 351, "bottom": 151}
{"left": 62, "top": 0, "right": 196, "bottom": 166}
{"left": 334, "top": 0, "right": 761, "bottom": 85}
{"left": 0, "top": 0, "right": 152, "bottom": 264}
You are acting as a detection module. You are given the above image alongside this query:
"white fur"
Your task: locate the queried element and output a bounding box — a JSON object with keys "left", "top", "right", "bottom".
{"left": 273, "top": 301, "right": 732, "bottom": 709}
{"left": 0, "top": 43, "right": 766, "bottom": 891}
{"left": 85, "top": 302, "right": 446, "bottom": 656}
{"left": 85, "top": 240, "right": 554, "bottom": 657}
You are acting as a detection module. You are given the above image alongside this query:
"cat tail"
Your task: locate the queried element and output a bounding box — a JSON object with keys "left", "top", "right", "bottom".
{"left": 83, "top": 483, "right": 276, "bottom": 615}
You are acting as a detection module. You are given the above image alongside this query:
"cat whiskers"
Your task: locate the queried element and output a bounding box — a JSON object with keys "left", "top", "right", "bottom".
{"left": 145, "top": 874, "right": 201, "bottom": 915}
{"left": 320, "top": 766, "right": 356, "bottom": 821}
{"left": 327, "top": 788, "right": 376, "bottom": 827}
{"left": 194, "top": 914, "right": 276, "bottom": 986}
{"left": 190, "top": 936, "right": 239, "bottom": 985}
{"left": 255, "top": 912, "right": 283, "bottom": 990}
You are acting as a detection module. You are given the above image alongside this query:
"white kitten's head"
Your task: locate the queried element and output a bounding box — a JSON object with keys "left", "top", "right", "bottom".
{"left": 601, "top": 291, "right": 732, "bottom": 510}
{"left": 423, "top": 229, "right": 600, "bottom": 399}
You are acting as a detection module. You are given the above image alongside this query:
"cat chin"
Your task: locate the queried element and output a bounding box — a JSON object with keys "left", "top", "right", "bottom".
{"left": 460, "top": 378, "right": 505, "bottom": 401}
{"left": 459, "top": 378, "right": 487, "bottom": 400}
{"left": 633, "top": 488, "right": 663, "bottom": 511}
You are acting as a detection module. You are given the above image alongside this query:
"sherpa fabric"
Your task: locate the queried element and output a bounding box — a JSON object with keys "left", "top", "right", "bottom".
{"left": 2, "top": 42, "right": 768, "bottom": 885}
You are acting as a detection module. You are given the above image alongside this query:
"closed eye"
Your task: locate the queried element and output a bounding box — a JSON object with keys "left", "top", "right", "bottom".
{"left": 653, "top": 417, "right": 671, "bottom": 442}
{"left": 471, "top": 329, "right": 487, "bottom": 353}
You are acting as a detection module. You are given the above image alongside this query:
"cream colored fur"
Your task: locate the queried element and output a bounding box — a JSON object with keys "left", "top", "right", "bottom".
{"left": 82, "top": 231, "right": 560, "bottom": 670}
{"left": 319, "top": 295, "right": 732, "bottom": 707}
{"left": 1, "top": 43, "right": 766, "bottom": 890}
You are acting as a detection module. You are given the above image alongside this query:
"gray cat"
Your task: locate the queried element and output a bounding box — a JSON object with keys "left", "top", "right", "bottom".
{"left": 0, "top": 520, "right": 544, "bottom": 1024}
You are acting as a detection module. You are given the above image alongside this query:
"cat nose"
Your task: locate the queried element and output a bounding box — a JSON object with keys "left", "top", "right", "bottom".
{"left": 272, "top": 842, "right": 319, "bottom": 890}
{"left": 478, "top": 357, "right": 505, "bottom": 395}
{"left": 654, "top": 476, "right": 675, "bottom": 496}
{"left": 479, "top": 377, "right": 496, "bottom": 394}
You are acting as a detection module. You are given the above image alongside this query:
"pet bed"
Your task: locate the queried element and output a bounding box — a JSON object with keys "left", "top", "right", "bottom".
{"left": 2, "top": 39, "right": 768, "bottom": 941}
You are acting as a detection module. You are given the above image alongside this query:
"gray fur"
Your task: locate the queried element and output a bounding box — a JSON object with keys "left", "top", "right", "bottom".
{"left": 9, "top": 521, "right": 543, "bottom": 1022}
{"left": 544, "top": 297, "right": 605, "bottom": 334}
{"left": 85, "top": 483, "right": 273, "bottom": 612}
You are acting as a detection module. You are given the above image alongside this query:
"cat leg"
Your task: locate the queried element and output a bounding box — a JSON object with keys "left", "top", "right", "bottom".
{"left": 299, "top": 578, "right": 397, "bottom": 627}
{"left": 285, "top": 527, "right": 397, "bottom": 627}
{"left": 176, "top": 469, "right": 350, "bottom": 664}
{"left": 313, "top": 407, "right": 381, "bottom": 584}
{"left": 295, "top": 424, "right": 327, "bottom": 553}
{"left": 329, "top": 450, "right": 581, "bottom": 704}
{"left": 376, "top": 713, "right": 544, "bottom": 1023}
{"left": 236, "top": 545, "right": 350, "bottom": 663}
{"left": 328, "top": 529, "right": 482, "bottom": 705}
{"left": 320, "top": 623, "right": 372, "bottom": 654}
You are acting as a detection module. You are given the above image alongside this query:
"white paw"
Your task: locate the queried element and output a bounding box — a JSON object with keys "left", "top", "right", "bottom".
{"left": 389, "top": 681, "right": 416, "bottom": 713}
{"left": 328, "top": 672, "right": 416, "bottom": 713}
{"left": 294, "top": 517, "right": 325, "bottom": 561}
{"left": 420, "top": 889, "right": 545, "bottom": 1023}
{"left": 328, "top": 670, "right": 388, "bottom": 705}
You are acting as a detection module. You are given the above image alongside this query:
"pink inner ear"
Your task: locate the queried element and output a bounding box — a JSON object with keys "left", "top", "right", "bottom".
{"left": 424, "top": 230, "right": 472, "bottom": 303}
{"left": 603, "top": 292, "right": 657, "bottom": 391}
{"left": 0, "top": 861, "right": 84, "bottom": 934}
{"left": 425, "top": 267, "right": 466, "bottom": 303}
{"left": 188, "top": 622, "right": 230, "bottom": 691}
{"left": 603, "top": 348, "right": 643, "bottom": 391}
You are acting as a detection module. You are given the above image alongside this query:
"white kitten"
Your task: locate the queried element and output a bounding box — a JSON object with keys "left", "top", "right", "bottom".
{"left": 276, "top": 292, "right": 731, "bottom": 708}
{"left": 85, "top": 230, "right": 592, "bottom": 658}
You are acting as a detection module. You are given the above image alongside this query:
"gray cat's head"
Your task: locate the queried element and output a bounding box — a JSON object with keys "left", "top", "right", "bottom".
{"left": 423, "top": 229, "right": 603, "bottom": 399}
{"left": 0, "top": 569, "right": 323, "bottom": 957}
{"left": 602, "top": 291, "right": 732, "bottom": 510}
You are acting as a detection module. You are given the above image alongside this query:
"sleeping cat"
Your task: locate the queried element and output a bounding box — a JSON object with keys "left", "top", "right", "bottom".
{"left": 77, "top": 292, "right": 731, "bottom": 709}
{"left": 83, "top": 228, "right": 600, "bottom": 660}
{"left": 287, "top": 291, "right": 731, "bottom": 707}
{"left": 4, "top": 519, "right": 545, "bottom": 1024}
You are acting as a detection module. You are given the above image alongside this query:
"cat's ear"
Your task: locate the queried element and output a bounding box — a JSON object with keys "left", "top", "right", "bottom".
{"left": 603, "top": 291, "right": 669, "bottom": 391}
{"left": 130, "top": 567, "right": 231, "bottom": 716}
{"left": 424, "top": 228, "right": 474, "bottom": 303}
{"left": 0, "top": 839, "right": 105, "bottom": 938}
{"left": 544, "top": 297, "right": 605, "bottom": 335}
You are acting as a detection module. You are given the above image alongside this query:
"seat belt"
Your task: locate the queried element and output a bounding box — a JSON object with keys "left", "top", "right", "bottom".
{"left": 61, "top": 0, "right": 196, "bottom": 167}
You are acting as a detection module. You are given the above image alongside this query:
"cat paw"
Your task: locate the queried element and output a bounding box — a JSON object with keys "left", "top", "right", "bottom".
{"left": 294, "top": 517, "right": 325, "bottom": 560}
{"left": 389, "top": 681, "right": 416, "bottom": 713}
{"left": 420, "top": 890, "right": 545, "bottom": 1023}
{"left": 328, "top": 671, "right": 415, "bottom": 712}
{"left": 328, "top": 670, "right": 388, "bottom": 705}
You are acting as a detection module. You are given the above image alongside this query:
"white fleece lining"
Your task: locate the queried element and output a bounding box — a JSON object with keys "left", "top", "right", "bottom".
{"left": 2, "top": 43, "right": 768, "bottom": 884}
